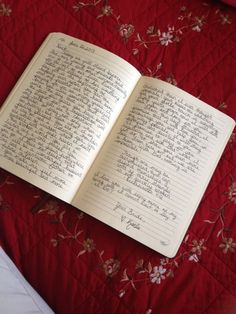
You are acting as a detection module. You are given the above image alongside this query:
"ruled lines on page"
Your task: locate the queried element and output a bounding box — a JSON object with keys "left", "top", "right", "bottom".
{"left": 0, "top": 33, "right": 141, "bottom": 202}
{"left": 75, "top": 77, "right": 235, "bottom": 256}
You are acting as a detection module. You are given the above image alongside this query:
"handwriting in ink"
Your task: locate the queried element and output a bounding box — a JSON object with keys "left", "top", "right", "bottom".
{"left": 0, "top": 41, "right": 129, "bottom": 190}
{"left": 115, "top": 85, "right": 219, "bottom": 175}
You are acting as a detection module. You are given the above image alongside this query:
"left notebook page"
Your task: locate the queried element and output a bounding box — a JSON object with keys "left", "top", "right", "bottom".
{"left": 0, "top": 32, "right": 141, "bottom": 202}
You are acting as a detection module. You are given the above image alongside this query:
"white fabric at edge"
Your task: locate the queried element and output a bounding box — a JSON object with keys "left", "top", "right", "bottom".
{"left": 0, "top": 247, "right": 54, "bottom": 313}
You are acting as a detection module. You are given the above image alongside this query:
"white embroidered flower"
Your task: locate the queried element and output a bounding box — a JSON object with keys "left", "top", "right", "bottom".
{"left": 103, "top": 258, "right": 120, "bottom": 277}
{"left": 166, "top": 73, "right": 177, "bottom": 86}
{"left": 159, "top": 32, "right": 173, "bottom": 46}
{"left": 189, "top": 253, "right": 199, "bottom": 262}
{"left": 227, "top": 181, "right": 236, "bottom": 203}
{"left": 119, "top": 290, "right": 125, "bottom": 298}
{"left": 192, "top": 16, "right": 205, "bottom": 32}
{"left": 219, "top": 237, "right": 236, "bottom": 254}
{"left": 149, "top": 265, "right": 166, "bottom": 284}
{"left": 192, "top": 25, "right": 201, "bottom": 32}
{"left": 220, "top": 14, "right": 231, "bottom": 25}
{"left": 0, "top": 3, "right": 12, "bottom": 16}
{"left": 97, "top": 5, "right": 113, "bottom": 18}
{"left": 119, "top": 24, "right": 134, "bottom": 41}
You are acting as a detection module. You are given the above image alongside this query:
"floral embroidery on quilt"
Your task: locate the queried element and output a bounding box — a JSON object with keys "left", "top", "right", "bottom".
{"left": 118, "top": 236, "right": 208, "bottom": 297}
{"left": 36, "top": 202, "right": 121, "bottom": 278}
{"left": 73, "top": 0, "right": 134, "bottom": 42}
{"left": 33, "top": 174, "right": 236, "bottom": 297}
{"left": 72, "top": 0, "right": 232, "bottom": 90}
{"left": 0, "top": 1, "right": 234, "bottom": 311}
{"left": 73, "top": 0, "right": 102, "bottom": 12}
{"left": 72, "top": 0, "right": 232, "bottom": 48}
{"left": 0, "top": 0, "right": 231, "bottom": 300}
{"left": 96, "top": 4, "right": 113, "bottom": 18}
{"left": 219, "top": 237, "right": 236, "bottom": 254}
{"left": 31, "top": 197, "right": 214, "bottom": 298}
{"left": 0, "top": 2, "right": 12, "bottom": 16}
{"left": 37, "top": 200, "right": 60, "bottom": 218}
{"left": 204, "top": 176, "right": 236, "bottom": 253}
{"left": 132, "top": 3, "right": 232, "bottom": 57}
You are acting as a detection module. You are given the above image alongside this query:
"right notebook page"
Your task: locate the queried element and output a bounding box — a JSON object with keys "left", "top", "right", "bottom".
{"left": 73, "top": 77, "right": 235, "bottom": 257}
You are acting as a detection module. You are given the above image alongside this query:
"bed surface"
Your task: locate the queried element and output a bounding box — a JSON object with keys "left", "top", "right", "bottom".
{"left": 0, "top": 1, "right": 236, "bottom": 313}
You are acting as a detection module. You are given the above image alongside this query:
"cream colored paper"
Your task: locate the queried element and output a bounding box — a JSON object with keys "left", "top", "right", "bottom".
{"left": 0, "top": 33, "right": 141, "bottom": 202}
{"left": 0, "top": 33, "right": 235, "bottom": 257}
{"left": 73, "top": 77, "right": 235, "bottom": 257}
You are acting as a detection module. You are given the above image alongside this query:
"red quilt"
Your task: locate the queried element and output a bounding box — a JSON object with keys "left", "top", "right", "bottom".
{"left": 0, "top": 1, "right": 236, "bottom": 313}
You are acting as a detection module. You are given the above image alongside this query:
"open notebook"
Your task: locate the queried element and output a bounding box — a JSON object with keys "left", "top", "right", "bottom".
{"left": 0, "top": 33, "right": 235, "bottom": 257}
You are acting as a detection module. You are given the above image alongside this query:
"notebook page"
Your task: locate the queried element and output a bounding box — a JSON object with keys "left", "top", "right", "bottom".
{"left": 74, "top": 77, "right": 235, "bottom": 257}
{"left": 0, "top": 33, "right": 141, "bottom": 202}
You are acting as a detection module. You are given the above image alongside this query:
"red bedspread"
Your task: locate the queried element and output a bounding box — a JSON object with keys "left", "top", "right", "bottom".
{"left": 0, "top": 1, "right": 236, "bottom": 313}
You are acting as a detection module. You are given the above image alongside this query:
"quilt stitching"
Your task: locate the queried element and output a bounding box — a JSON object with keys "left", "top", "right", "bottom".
{"left": 71, "top": 1, "right": 153, "bottom": 68}
{"left": 56, "top": 0, "right": 142, "bottom": 70}
{"left": 30, "top": 199, "right": 167, "bottom": 300}
{"left": 32, "top": 197, "right": 234, "bottom": 299}
{"left": 29, "top": 246, "right": 101, "bottom": 313}
{"left": 0, "top": 7, "right": 58, "bottom": 66}
{"left": 196, "top": 174, "right": 236, "bottom": 254}
{"left": 201, "top": 160, "right": 235, "bottom": 202}
{"left": 0, "top": 0, "right": 50, "bottom": 38}
{"left": 93, "top": 298, "right": 131, "bottom": 314}
{"left": 178, "top": 29, "right": 235, "bottom": 90}
{"left": 35, "top": 201, "right": 139, "bottom": 283}
{"left": 39, "top": 237, "right": 135, "bottom": 314}
{"left": 0, "top": 164, "right": 234, "bottom": 304}
{"left": 167, "top": 0, "right": 234, "bottom": 40}
{"left": 75, "top": 281, "right": 132, "bottom": 314}
{"left": 0, "top": 1, "right": 235, "bottom": 313}
{"left": 188, "top": 229, "right": 236, "bottom": 287}
{"left": 189, "top": 43, "right": 236, "bottom": 95}
{"left": 222, "top": 156, "right": 236, "bottom": 170}
{"left": 7, "top": 6, "right": 56, "bottom": 41}
{"left": 0, "top": 40, "right": 25, "bottom": 76}
{"left": 69, "top": 1, "right": 177, "bottom": 69}
{"left": 0, "top": 40, "right": 24, "bottom": 68}
{"left": 122, "top": 0, "right": 177, "bottom": 28}
{"left": 202, "top": 288, "right": 236, "bottom": 314}
{"left": 0, "top": 56, "right": 16, "bottom": 80}
{"left": 127, "top": 2, "right": 235, "bottom": 84}
{"left": 3, "top": 220, "right": 110, "bottom": 312}
{"left": 198, "top": 256, "right": 236, "bottom": 299}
